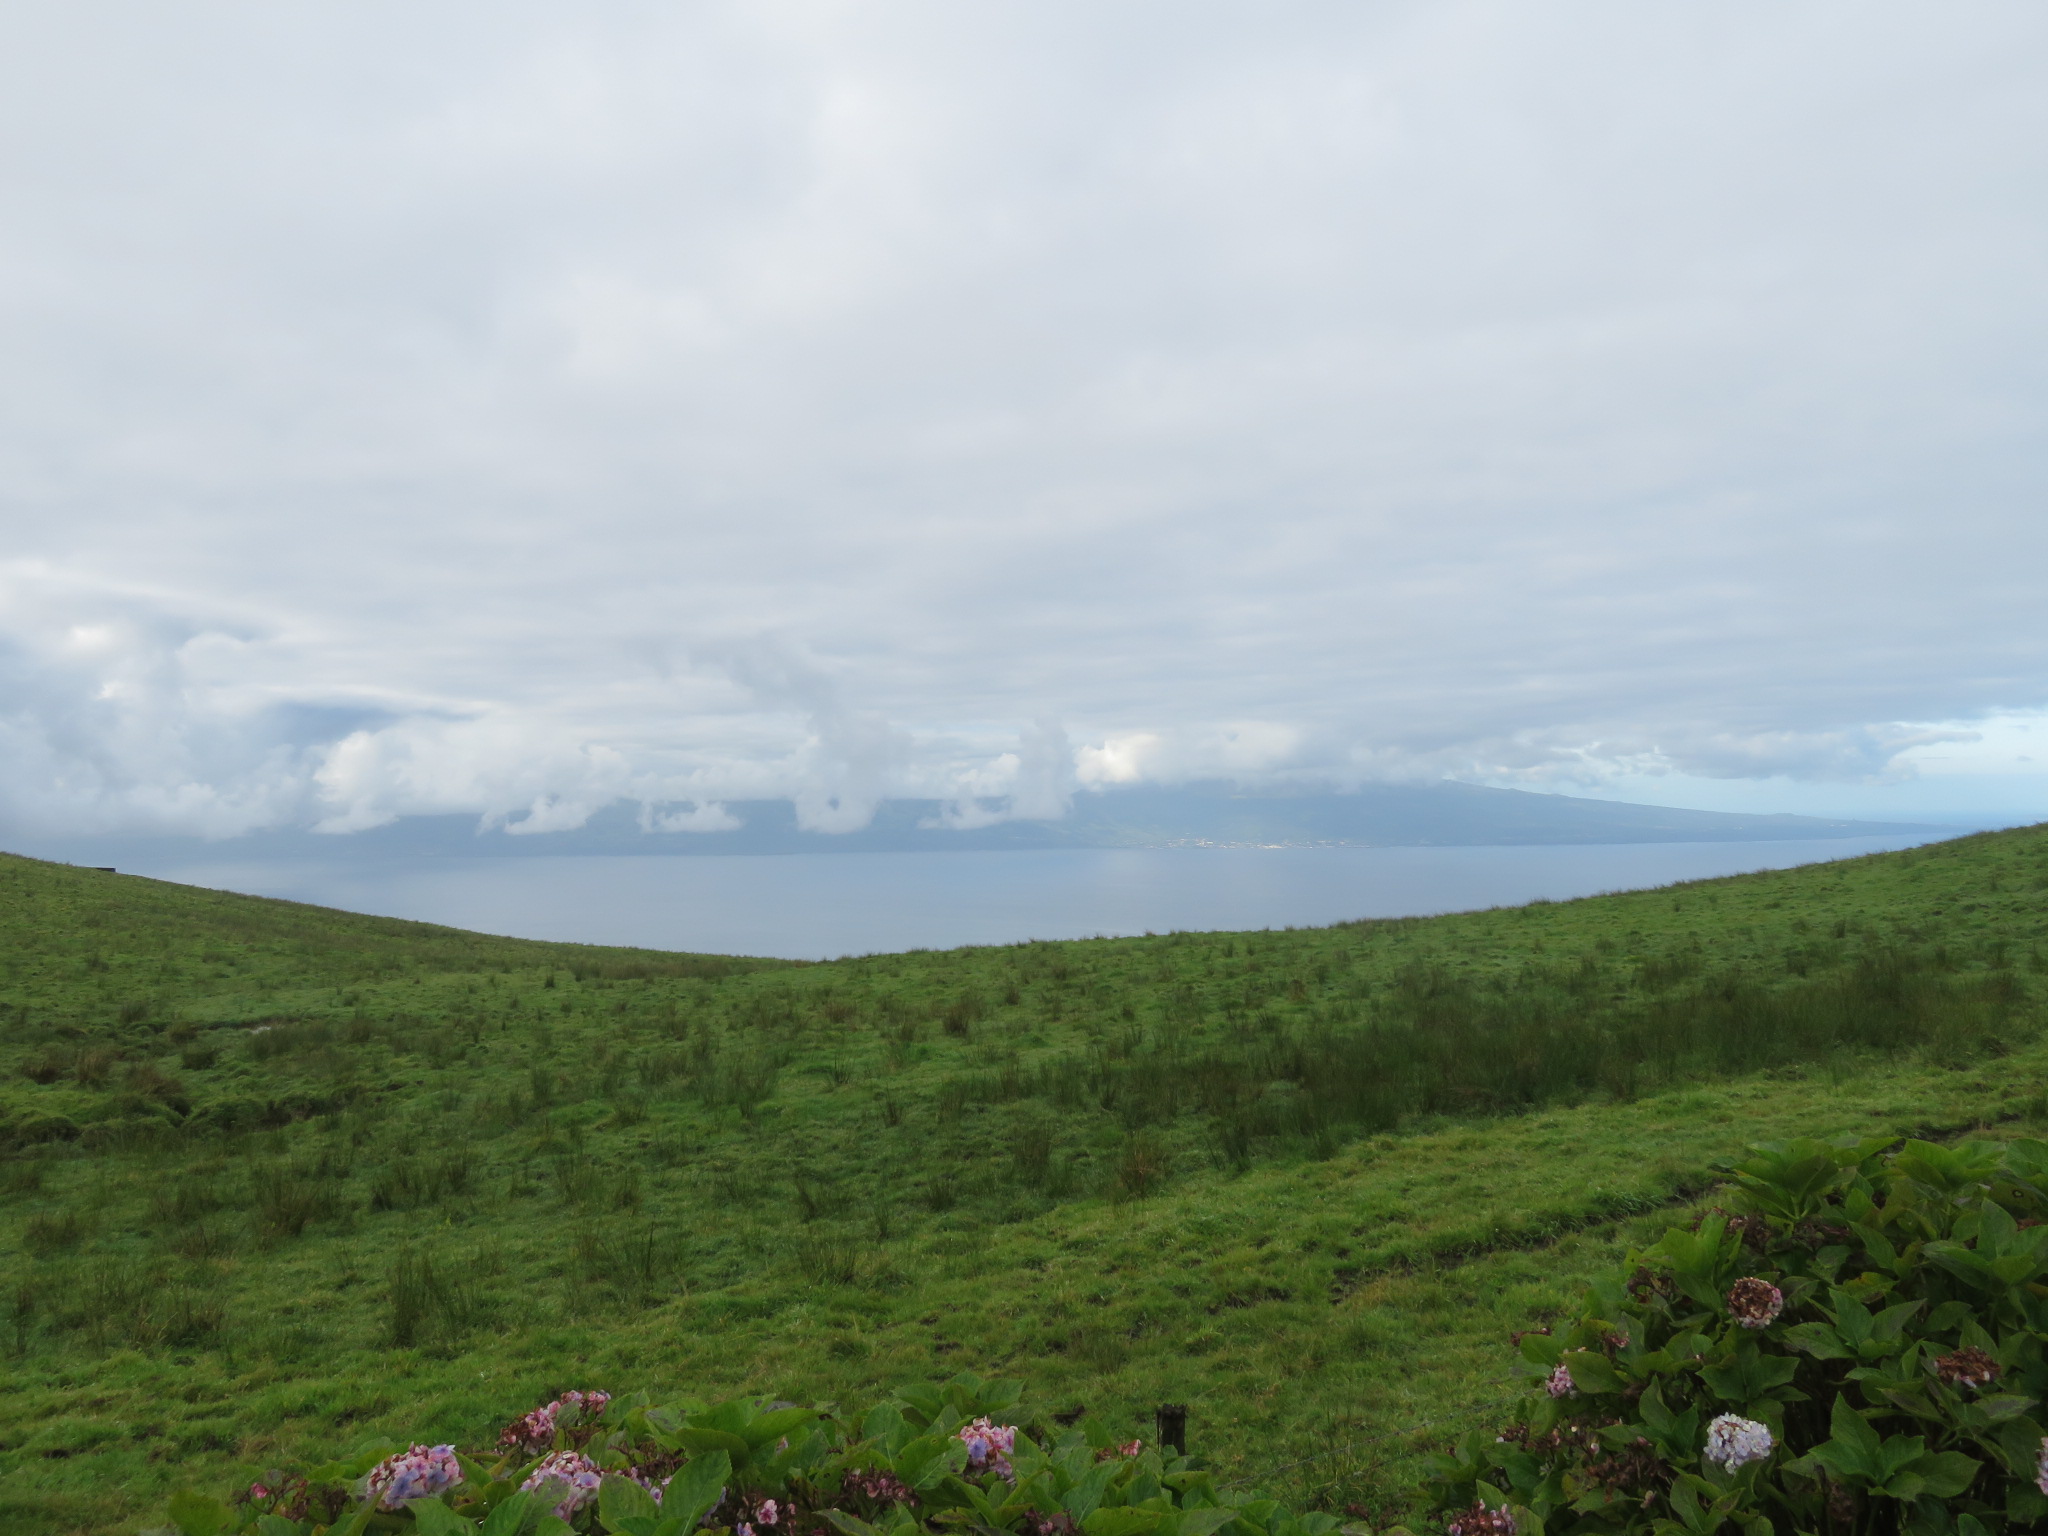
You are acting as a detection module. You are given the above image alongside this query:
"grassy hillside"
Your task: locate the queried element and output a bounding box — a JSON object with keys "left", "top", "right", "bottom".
{"left": 1, "top": 829, "right": 2045, "bottom": 1535}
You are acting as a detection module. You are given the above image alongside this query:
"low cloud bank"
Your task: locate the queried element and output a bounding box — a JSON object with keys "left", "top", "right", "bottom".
{"left": 0, "top": 565, "right": 2014, "bottom": 842}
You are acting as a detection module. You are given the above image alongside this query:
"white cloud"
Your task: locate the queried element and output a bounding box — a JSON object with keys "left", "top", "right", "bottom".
{"left": 1, "top": 2, "right": 2046, "bottom": 836}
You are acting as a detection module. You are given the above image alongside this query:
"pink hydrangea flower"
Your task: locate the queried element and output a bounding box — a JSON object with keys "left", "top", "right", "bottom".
{"left": 1545, "top": 1364, "right": 1575, "bottom": 1398}
{"left": 957, "top": 1417, "right": 1018, "bottom": 1480}
{"left": 843, "top": 1469, "right": 915, "bottom": 1505}
{"left": 364, "top": 1444, "right": 461, "bottom": 1510}
{"left": 521, "top": 1450, "right": 604, "bottom": 1519}
{"left": 499, "top": 1390, "right": 612, "bottom": 1453}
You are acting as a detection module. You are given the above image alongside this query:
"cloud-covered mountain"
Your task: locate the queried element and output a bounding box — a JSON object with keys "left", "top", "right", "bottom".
{"left": 9, "top": 783, "right": 1938, "bottom": 867}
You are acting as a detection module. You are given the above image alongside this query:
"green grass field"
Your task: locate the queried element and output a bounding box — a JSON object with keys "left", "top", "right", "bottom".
{"left": 2, "top": 828, "right": 2045, "bottom": 1534}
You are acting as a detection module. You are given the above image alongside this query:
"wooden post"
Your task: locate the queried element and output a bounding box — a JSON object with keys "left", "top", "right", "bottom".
{"left": 1155, "top": 1403, "right": 1187, "bottom": 1456}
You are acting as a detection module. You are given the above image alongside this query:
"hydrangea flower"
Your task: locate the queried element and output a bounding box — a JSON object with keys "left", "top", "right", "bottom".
{"left": 2036, "top": 1436, "right": 2048, "bottom": 1498}
{"left": 499, "top": 1390, "right": 613, "bottom": 1453}
{"left": 1091, "top": 1439, "right": 1147, "bottom": 1464}
{"left": 1704, "top": 1415, "right": 1773, "bottom": 1471}
{"left": 364, "top": 1444, "right": 462, "bottom": 1510}
{"left": 521, "top": 1450, "right": 604, "bottom": 1519}
{"left": 843, "top": 1469, "right": 915, "bottom": 1505}
{"left": 1726, "top": 1278, "right": 1783, "bottom": 1329}
{"left": 1545, "top": 1364, "right": 1575, "bottom": 1399}
{"left": 1446, "top": 1501, "right": 1516, "bottom": 1536}
{"left": 957, "top": 1417, "right": 1018, "bottom": 1480}
{"left": 1934, "top": 1347, "right": 2000, "bottom": 1390}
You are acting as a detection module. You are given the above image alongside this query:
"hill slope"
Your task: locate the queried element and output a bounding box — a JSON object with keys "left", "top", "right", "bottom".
{"left": 0, "top": 829, "right": 2044, "bottom": 1534}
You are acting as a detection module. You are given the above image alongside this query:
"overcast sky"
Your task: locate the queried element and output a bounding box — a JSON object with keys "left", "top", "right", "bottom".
{"left": 3, "top": 1, "right": 2045, "bottom": 840}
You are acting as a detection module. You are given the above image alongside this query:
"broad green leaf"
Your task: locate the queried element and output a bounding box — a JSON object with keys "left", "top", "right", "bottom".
{"left": 1829, "top": 1291, "right": 1875, "bottom": 1348}
{"left": 1867, "top": 1299, "right": 1922, "bottom": 1344}
{"left": 1807, "top": 1397, "right": 1883, "bottom": 1483}
{"left": 1900, "top": 1450, "right": 1978, "bottom": 1501}
{"left": 481, "top": 1490, "right": 534, "bottom": 1536}
{"left": 1064, "top": 1460, "right": 1122, "bottom": 1522}
{"left": 1781, "top": 1322, "right": 1851, "bottom": 1360}
{"left": 1972, "top": 1393, "right": 2036, "bottom": 1424}
{"left": 1559, "top": 1349, "right": 1621, "bottom": 1394}
{"left": 166, "top": 1491, "right": 232, "bottom": 1536}
{"left": 1699, "top": 1344, "right": 1798, "bottom": 1404}
{"left": 862, "top": 1405, "right": 906, "bottom": 1446}
{"left": 821, "top": 1514, "right": 883, "bottom": 1536}
{"left": 949, "top": 1477, "right": 1004, "bottom": 1524}
{"left": 1174, "top": 1507, "right": 1240, "bottom": 1536}
{"left": 600, "top": 1473, "right": 661, "bottom": 1531}
{"left": 894, "top": 1433, "right": 965, "bottom": 1490}
{"left": 674, "top": 1428, "right": 752, "bottom": 1461}
{"left": 411, "top": 1498, "right": 477, "bottom": 1536}
{"left": 1086, "top": 1508, "right": 1167, "bottom": 1536}
{"left": 693, "top": 1402, "right": 754, "bottom": 1435}
{"left": 662, "top": 1450, "right": 731, "bottom": 1532}
{"left": 740, "top": 1408, "right": 816, "bottom": 1448}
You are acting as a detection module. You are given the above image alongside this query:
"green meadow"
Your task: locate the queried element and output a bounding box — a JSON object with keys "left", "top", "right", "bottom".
{"left": 1, "top": 827, "right": 2045, "bottom": 1535}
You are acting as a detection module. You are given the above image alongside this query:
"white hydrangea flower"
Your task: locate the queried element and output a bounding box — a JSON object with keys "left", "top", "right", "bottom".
{"left": 1704, "top": 1414, "right": 1773, "bottom": 1471}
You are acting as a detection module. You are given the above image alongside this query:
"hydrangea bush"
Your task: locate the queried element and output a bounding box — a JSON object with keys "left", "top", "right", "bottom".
{"left": 154, "top": 1373, "right": 1351, "bottom": 1536}
{"left": 1424, "top": 1136, "right": 2048, "bottom": 1536}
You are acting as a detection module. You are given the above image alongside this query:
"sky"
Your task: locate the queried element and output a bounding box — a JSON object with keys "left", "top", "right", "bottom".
{"left": 3, "top": 1, "right": 2046, "bottom": 843}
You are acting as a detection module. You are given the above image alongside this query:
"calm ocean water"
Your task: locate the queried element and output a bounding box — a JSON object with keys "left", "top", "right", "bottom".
{"left": 123, "top": 834, "right": 1948, "bottom": 960}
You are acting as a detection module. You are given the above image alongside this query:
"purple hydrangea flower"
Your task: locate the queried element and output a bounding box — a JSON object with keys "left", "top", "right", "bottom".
{"left": 364, "top": 1444, "right": 461, "bottom": 1510}
{"left": 957, "top": 1417, "right": 1018, "bottom": 1481}
{"left": 1545, "top": 1364, "right": 1575, "bottom": 1399}
{"left": 1704, "top": 1415, "right": 1773, "bottom": 1471}
{"left": 521, "top": 1449, "right": 604, "bottom": 1519}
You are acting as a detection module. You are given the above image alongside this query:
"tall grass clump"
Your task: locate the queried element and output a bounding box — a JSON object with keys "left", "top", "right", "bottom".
{"left": 251, "top": 1160, "right": 346, "bottom": 1240}
{"left": 386, "top": 1249, "right": 491, "bottom": 1347}
{"left": 1066, "top": 943, "right": 2021, "bottom": 1159}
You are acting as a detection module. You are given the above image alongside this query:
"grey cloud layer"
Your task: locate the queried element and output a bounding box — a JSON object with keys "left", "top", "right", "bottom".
{"left": 2, "top": 2, "right": 2045, "bottom": 834}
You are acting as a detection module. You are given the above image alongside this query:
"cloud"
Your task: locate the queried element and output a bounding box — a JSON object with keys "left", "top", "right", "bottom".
{"left": 1, "top": 2, "right": 2046, "bottom": 836}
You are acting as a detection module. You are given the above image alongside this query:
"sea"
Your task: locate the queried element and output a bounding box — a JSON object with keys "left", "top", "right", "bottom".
{"left": 105, "top": 833, "right": 1950, "bottom": 961}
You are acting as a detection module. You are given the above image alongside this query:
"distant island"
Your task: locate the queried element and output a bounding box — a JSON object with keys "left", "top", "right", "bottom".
{"left": 25, "top": 780, "right": 1937, "bottom": 864}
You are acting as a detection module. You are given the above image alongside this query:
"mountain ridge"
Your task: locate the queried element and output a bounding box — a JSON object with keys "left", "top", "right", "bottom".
{"left": 9, "top": 781, "right": 1939, "bottom": 864}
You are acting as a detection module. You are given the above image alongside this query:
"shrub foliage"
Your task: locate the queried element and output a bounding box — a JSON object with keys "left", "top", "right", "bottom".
{"left": 1425, "top": 1136, "right": 2048, "bottom": 1536}
{"left": 152, "top": 1374, "right": 1352, "bottom": 1536}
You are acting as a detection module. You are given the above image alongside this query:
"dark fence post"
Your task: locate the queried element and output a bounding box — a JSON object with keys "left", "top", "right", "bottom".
{"left": 1155, "top": 1403, "right": 1187, "bottom": 1456}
